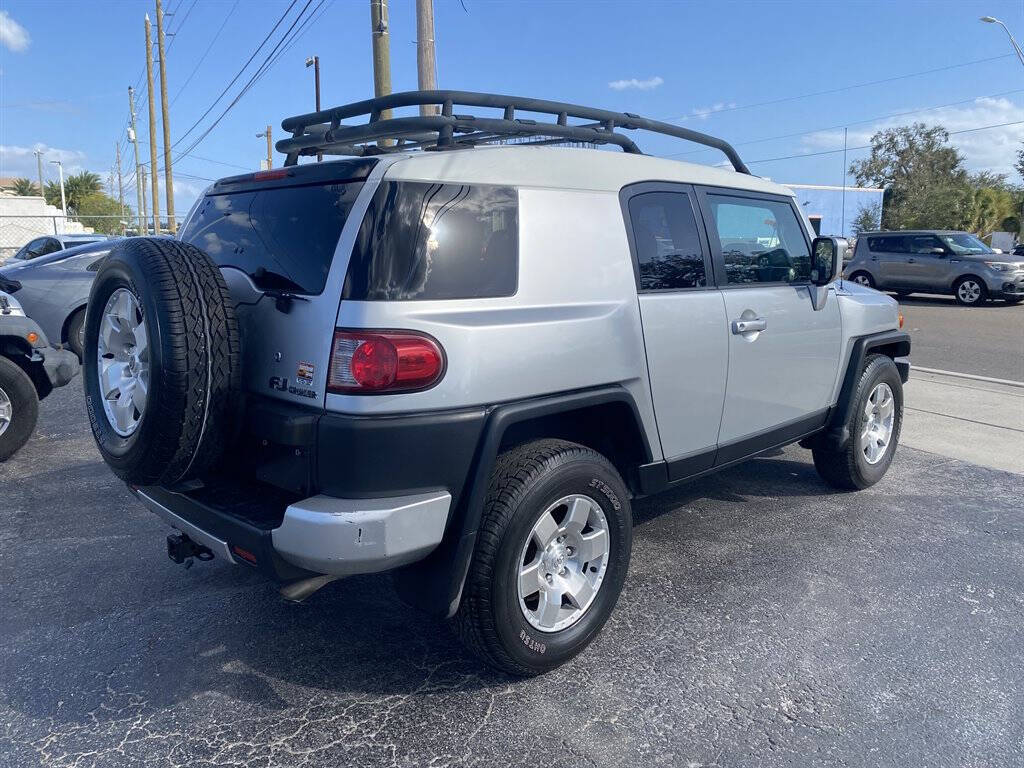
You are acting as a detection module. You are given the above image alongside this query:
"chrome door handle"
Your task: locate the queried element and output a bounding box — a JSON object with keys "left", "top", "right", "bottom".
{"left": 731, "top": 317, "right": 767, "bottom": 334}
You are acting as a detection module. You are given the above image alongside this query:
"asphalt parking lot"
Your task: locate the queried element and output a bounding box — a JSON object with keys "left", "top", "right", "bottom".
{"left": 2, "top": 383, "right": 1023, "bottom": 767}
{"left": 893, "top": 293, "right": 1024, "bottom": 382}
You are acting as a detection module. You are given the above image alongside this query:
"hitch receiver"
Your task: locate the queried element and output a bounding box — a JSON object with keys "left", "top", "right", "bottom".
{"left": 167, "top": 532, "right": 215, "bottom": 565}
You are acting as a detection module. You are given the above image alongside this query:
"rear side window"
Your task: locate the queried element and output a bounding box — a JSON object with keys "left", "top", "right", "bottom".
{"left": 868, "top": 236, "right": 906, "bottom": 253}
{"left": 344, "top": 181, "right": 517, "bottom": 301}
{"left": 706, "top": 194, "right": 811, "bottom": 285}
{"left": 179, "top": 182, "right": 363, "bottom": 295}
{"left": 627, "top": 191, "right": 707, "bottom": 290}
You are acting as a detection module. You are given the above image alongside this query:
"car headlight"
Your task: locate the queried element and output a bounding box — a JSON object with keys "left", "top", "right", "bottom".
{"left": 984, "top": 261, "right": 1016, "bottom": 272}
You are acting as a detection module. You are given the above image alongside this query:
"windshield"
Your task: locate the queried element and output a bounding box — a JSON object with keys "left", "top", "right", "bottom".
{"left": 938, "top": 233, "right": 992, "bottom": 255}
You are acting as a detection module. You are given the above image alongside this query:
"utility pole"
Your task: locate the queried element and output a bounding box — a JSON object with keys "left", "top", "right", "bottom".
{"left": 115, "top": 142, "right": 126, "bottom": 229}
{"left": 140, "top": 167, "right": 149, "bottom": 235}
{"left": 415, "top": 0, "right": 438, "bottom": 115}
{"left": 155, "top": 0, "right": 176, "bottom": 233}
{"left": 50, "top": 160, "right": 67, "bottom": 229}
{"left": 257, "top": 126, "right": 273, "bottom": 169}
{"left": 128, "top": 86, "right": 145, "bottom": 234}
{"left": 305, "top": 55, "right": 322, "bottom": 161}
{"left": 145, "top": 14, "right": 160, "bottom": 234}
{"left": 33, "top": 149, "right": 45, "bottom": 198}
{"left": 370, "top": 0, "right": 393, "bottom": 145}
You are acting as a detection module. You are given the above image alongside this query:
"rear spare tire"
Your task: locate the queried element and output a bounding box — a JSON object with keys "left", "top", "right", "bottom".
{"left": 83, "top": 237, "right": 239, "bottom": 486}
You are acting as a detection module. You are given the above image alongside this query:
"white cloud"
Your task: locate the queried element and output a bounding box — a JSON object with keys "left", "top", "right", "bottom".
{"left": 690, "top": 102, "right": 737, "bottom": 120}
{"left": 0, "top": 11, "right": 30, "bottom": 52}
{"left": 608, "top": 76, "right": 664, "bottom": 91}
{"left": 801, "top": 97, "right": 1024, "bottom": 177}
{"left": 0, "top": 144, "right": 88, "bottom": 179}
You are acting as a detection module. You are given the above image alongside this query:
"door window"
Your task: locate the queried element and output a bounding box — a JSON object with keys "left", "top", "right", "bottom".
{"left": 627, "top": 191, "right": 707, "bottom": 290}
{"left": 40, "top": 238, "right": 63, "bottom": 255}
{"left": 706, "top": 195, "right": 811, "bottom": 285}
{"left": 868, "top": 236, "right": 906, "bottom": 253}
{"left": 907, "top": 235, "right": 945, "bottom": 254}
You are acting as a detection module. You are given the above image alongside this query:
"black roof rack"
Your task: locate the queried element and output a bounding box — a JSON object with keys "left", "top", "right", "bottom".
{"left": 276, "top": 90, "right": 751, "bottom": 174}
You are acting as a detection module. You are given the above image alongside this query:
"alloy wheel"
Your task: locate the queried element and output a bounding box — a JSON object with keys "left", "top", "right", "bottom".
{"left": 0, "top": 385, "right": 11, "bottom": 437}
{"left": 517, "top": 494, "right": 610, "bottom": 633}
{"left": 957, "top": 280, "right": 982, "bottom": 304}
{"left": 860, "top": 382, "right": 895, "bottom": 465}
{"left": 97, "top": 288, "right": 149, "bottom": 437}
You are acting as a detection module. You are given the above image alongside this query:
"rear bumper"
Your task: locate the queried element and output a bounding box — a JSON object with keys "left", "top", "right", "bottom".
{"left": 134, "top": 485, "right": 452, "bottom": 579}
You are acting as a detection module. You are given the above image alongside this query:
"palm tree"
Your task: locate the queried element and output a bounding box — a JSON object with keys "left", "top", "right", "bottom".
{"left": 11, "top": 178, "right": 39, "bottom": 196}
{"left": 43, "top": 171, "right": 103, "bottom": 213}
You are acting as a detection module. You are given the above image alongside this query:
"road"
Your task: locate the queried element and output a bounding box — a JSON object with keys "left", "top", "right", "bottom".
{"left": 894, "top": 293, "right": 1024, "bottom": 382}
{"left": 2, "top": 386, "right": 1023, "bottom": 767}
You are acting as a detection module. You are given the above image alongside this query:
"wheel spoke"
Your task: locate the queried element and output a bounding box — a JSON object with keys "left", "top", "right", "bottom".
{"left": 133, "top": 322, "right": 148, "bottom": 358}
{"left": 99, "top": 362, "right": 127, "bottom": 399}
{"left": 563, "top": 496, "right": 591, "bottom": 534}
{"left": 114, "top": 391, "right": 135, "bottom": 432}
{"left": 534, "top": 588, "right": 562, "bottom": 626}
{"left": 532, "top": 510, "right": 559, "bottom": 546}
{"left": 565, "top": 570, "right": 595, "bottom": 610}
{"left": 131, "top": 375, "right": 148, "bottom": 415}
{"left": 576, "top": 528, "right": 607, "bottom": 563}
{"left": 519, "top": 560, "right": 541, "bottom": 597}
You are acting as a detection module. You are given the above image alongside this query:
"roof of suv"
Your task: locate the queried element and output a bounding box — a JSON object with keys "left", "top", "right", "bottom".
{"left": 382, "top": 145, "right": 794, "bottom": 197}
{"left": 858, "top": 230, "right": 969, "bottom": 236}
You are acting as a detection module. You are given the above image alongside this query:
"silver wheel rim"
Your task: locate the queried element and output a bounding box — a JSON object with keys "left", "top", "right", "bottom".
{"left": 77, "top": 319, "right": 85, "bottom": 350}
{"left": 0, "top": 386, "right": 11, "bottom": 437}
{"left": 854, "top": 274, "right": 871, "bottom": 286}
{"left": 958, "top": 280, "right": 981, "bottom": 303}
{"left": 97, "top": 288, "right": 149, "bottom": 437}
{"left": 860, "top": 382, "right": 895, "bottom": 465}
{"left": 517, "top": 494, "right": 610, "bottom": 633}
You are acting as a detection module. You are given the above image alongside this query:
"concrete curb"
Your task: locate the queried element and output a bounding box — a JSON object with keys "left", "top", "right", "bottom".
{"left": 912, "top": 366, "right": 1024, "bottom": 389}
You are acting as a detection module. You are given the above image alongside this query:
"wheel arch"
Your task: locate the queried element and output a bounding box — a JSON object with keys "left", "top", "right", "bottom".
{"left": 951, "top": 272, "right": 987, "bottom": 291}
{"left": 392, "top": 385, "right": 653, "bottom": 617}
{"left": 61, "top": 304, "right": 87, "bottom": 344}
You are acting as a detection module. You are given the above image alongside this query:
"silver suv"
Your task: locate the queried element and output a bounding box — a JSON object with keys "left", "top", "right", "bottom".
{"left": 845, "top": 230, "right": 1024, "bottom": 306}
{"left": 82, "top": 92, "right": 910, "bottom": 675}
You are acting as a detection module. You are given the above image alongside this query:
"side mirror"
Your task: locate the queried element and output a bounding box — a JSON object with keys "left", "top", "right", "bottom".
{"left": 929, "top": 247, "right": 947, "bottom": 256}
{"left": 810, "top": 236, "right": 844, "bottom": 286}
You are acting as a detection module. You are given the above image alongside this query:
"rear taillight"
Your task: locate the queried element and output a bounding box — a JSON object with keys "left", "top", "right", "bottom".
{"left": 328, "top": 329, "right": 445, "bottom": 394}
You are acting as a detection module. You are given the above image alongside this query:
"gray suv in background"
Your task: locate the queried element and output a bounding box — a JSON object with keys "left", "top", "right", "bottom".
{"left": 844, "top": 230, "right": 1024, "bottom": 306}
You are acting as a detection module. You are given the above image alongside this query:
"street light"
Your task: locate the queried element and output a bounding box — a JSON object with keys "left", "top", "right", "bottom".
{"left": 49, "top": 160, "right": 67, "bottom": 221}
{"left": 305, "top": 55, "right": 322, "bottom": 161}
{"left": 980, "top": 16, "right": 1024, "bottom": 68}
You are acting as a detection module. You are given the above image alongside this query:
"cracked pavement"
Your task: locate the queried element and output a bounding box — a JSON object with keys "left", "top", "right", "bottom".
{"left": 2, "top": 385, "right": 1023, "bottom": 767}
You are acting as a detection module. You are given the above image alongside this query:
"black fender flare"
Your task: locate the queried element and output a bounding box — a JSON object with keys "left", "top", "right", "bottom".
{"left": 806, "top": 329, "right": 910, "bottom": 452}
{"left": 392, "top": 385, "right": 653, "bottom": 617}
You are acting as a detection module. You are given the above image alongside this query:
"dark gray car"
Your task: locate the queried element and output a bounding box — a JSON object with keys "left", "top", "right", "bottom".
{"left": 844, "top": 230, "right": 1024, "bottom": 306}
{"left": 0, "top": 240, "right": 114, "bottom": 359}
{"left": 9, "top": 233, "right": 112, "bottom": 262}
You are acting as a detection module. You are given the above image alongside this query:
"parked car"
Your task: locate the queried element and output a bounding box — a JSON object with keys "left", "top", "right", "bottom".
{"left": 0, "top": 288, "right": 80, "bottom": 460}
{"left": 80, "top": 91, "right": 910, "bottom": 676}
{"left": 0, "top": 240, "right": 114, "bottom": 360}
{"left": 8, "top": 233, "right": 113, "bottom": 263}
{"left": 844, "top": 230, "right": 1024, "bottom": 306}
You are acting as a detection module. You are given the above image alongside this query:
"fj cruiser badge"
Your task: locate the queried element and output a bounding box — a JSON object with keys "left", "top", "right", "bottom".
{"left": 296, "top": 361, "right": 315, "bottom": 386}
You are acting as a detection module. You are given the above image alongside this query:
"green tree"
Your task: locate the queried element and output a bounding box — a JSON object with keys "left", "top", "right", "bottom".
{"left": 43, "top": 171, "right": 103, "bottom": 213}
{"left": 1016, "top": 144, "right": 1024, "bottom": 183}
{"left": 851, "top": 202, "right": 881, "bottom": 236}
{"left": 75, "top": 193, "right": 125, "bottom": 235}
{"left": 12, "top": 178, "right": 39, "bottom": 196}
{"left": 850, "top": 123, "right": 970, "bottom": 230}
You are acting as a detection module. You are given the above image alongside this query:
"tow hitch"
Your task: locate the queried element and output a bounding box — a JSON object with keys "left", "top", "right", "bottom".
{"left": 167, "top": 532, "right": 215, "bottom": 567}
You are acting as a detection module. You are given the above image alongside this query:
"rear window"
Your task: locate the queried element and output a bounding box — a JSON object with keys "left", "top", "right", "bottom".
{"left": 344, "top": 181, "right": 518, "bottom": 301}
{"left": 180, "top": 182, "right": 363, "bottom": 295}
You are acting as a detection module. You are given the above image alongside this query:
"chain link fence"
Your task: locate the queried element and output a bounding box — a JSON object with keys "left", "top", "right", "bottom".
{"left": 0, "top": 215, "right": 185, "bottom": 263}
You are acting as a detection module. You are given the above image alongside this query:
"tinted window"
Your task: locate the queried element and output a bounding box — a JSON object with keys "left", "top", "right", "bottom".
{"left": 628, "top": 192, "right": 707, "bottom": 290}
{"left": 707, "top": 195, "right": 810, "bottom": 284}
{"left": 868, "top": 236, "right": 906, "bottom": 253}
{"left": 40, "top": 238, "right": 63, "bottom": 255}
{"left": 908, "top": 235, "right": 944, "bottom": 254}
{"left": 345, "top": 181, "right": 517, "bottom": 301}
{"left": 179, "top": 182, "right": 364, "bottom": 295}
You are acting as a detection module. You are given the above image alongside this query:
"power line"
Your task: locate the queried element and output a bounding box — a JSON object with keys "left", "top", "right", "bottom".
{"left": 665, "top": 87, "right": 1024, "bottom": 159}
{"left": 743, "top": 119, "right": 1024, "bottom": 165}
{"left": 664, "top": 53, "right": 1016, "bottom": 124}
{"left": 167, "top": 0, "right": 199, "bottom": 51}
{"left": 171, "top": 0, "right": 300, "bottom": 151}
{"left": 171, "top": 0, "right": 241, "bottom": 106}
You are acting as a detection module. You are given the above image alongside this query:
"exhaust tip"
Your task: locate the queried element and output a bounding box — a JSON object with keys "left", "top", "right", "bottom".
{"left": 279, "top": 574, "right": 339, "bottom": 603}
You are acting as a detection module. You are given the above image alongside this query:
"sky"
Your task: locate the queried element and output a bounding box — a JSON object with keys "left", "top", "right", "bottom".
{"left": 1, "top": 0, "right": 1023, "bottom": 217}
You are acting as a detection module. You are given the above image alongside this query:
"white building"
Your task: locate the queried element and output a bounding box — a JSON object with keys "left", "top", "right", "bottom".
{"left": 0, "top": 193, "right": 92, "bottom": 261}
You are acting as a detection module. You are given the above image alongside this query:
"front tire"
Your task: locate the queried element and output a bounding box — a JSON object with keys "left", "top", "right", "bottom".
{"left": 813, "top": 354, "right": 903, "bottom": 490}
{"left": 849, "top": 271, "right": 875, "bottom": 289}
{"left": 454, "top": 439, "right": 633, "bottom": 676}
{"left": 954, "top": 276, "right": 988, "bottom": 306}
{"left": 0, "top": 356, "right": 39, "bottom": 462}
{"left": 67, "top": 309, "right": 85, "bottom": 361}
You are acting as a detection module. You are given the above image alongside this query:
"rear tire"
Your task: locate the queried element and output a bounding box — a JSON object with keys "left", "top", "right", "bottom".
{"left": 813, "top": 354, "right": 903, "bottom": 491}
{"left": 953, "top": 276, "right": 987, "bottom": 306}
{"left": 453, "top": 439, "right": 632, "bottom": 676}
{"left": 83, "top": 238, "right": 240, "bottom": 486}
{"left": 0, "top": 356, "right": 39, "bottom": 462}
{"left": 849, "top": 271, "right": 875, "bottom": 289}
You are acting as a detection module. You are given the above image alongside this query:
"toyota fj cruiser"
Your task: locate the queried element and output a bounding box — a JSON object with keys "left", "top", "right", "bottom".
{"left": 82, "top": 91, "right": 910, "bottom": 675}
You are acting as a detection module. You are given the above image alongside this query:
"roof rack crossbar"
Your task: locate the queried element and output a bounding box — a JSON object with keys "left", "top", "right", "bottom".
{"left": 277, "top": 90, "right": 750, "bottom": 174}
